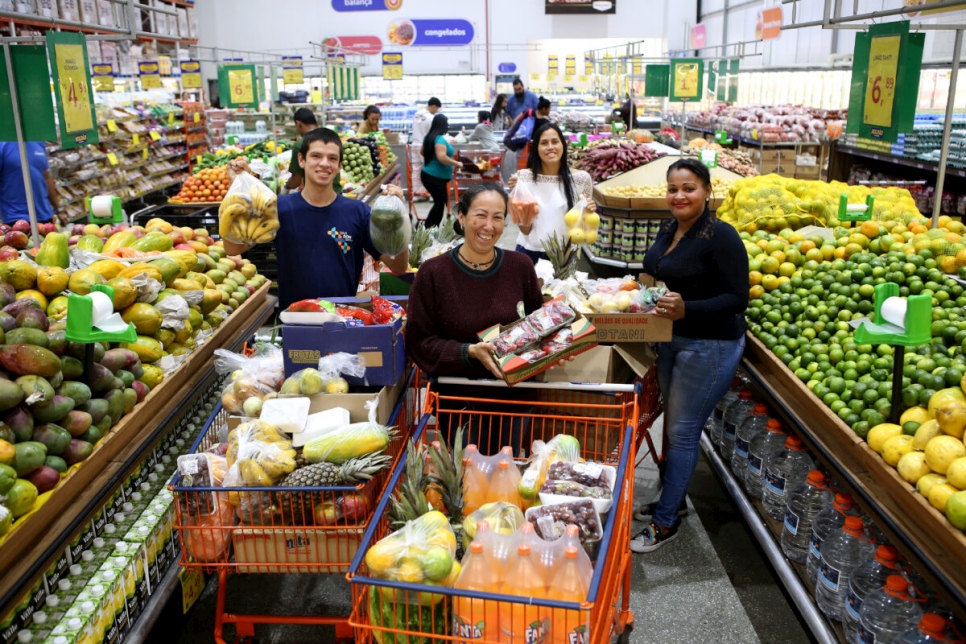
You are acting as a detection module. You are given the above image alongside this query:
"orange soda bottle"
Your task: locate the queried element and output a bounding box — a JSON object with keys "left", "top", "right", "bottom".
{"left": 463, "top": 456, "right": 488, "bottom": 517}
{"left": 487, "top": 456, "right": 524, "bottom": 509}
{"left": 499, "top": 543, "right": 551, "bottom": 643}
{"left": 453, "top": 540, "right": 500, "bottom": 642}
{"left": 548, "top": 545, "right": 591, "bottom": 644}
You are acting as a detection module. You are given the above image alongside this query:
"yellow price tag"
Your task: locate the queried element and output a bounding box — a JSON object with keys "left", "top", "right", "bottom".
{"left": 179, "top": 567, "right": 205, "bottom": 614}
{"left": 864, "top": 35, "right": 901, "bottom": 129}
{"left": 132, "top": 133, "right": 140, "bottom": 146}
{"left": 228, "top": 69, "right": 254, "bottom": 104}
{"left": 193, "top": 112, "right": 200, "bottom": 123}
{"left": 143, "top": 148, "right": 149, "bottom": 160}
{"left": 673, "top": 62, "right": 700, "bottom": 99}
{"left": 107, "top": 153, "right": 118, "bottom": 165}
{"left": 107, "top": 119, "right": 117, "bottom": 133}
{"left": 168, "top": 112, "right": 175, "bottom": 124}
{"left": 53, "top": 43, "right": 93, "bottom": 134}
{"left": 195, "top": 155, "right": 202, "bottom": 163}
{"left": 149, "top": 130, "right": 161, "bottom": 141}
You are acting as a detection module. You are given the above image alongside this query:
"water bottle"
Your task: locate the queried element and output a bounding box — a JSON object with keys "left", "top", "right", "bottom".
{"left": 732, "top": 403, "right": 769, "bottom": 479}
{"left": 858, "top": 575, "right": 924, "bottom": 644}
{"left": 709, "top": 377, "right": 742, "bottom": 447}
{"left": 899, "top": 614, "right": 957, "bottom": 643}
{"left": 761, "top": 435, "right": 814, "bottom": 520}
{"left": 807, "top": 493, "right": 861, "bottom": 584}
{"left": 845, "top": 545, "right": 904, "bottom": 644}
{"left": 816, "top": 516, "right": 876, "bottom": 622}
{"left": 746, "top": 419, "right": 787, "bottom": 498}
{"left": 721, "top": 390, "right": 755, "bottom": 462}
{"left": 781, "top": 469, "right": 833, "bottom": 563}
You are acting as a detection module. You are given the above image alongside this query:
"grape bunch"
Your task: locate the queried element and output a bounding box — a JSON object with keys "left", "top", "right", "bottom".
{"left": 547, "top": 462, "right": 610, "bottom": 489}
{"left": 540, "top": 479, "right": 611, "bottom": 499}
{"left": 528, "top": 499, "right": 601, "bottom": 544}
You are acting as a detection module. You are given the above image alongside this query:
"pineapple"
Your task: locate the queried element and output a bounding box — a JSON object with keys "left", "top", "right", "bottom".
{"left": 389, "top": 439, "right": 432, "bottom": 528}
{"left": 409, "top": 222, "right": 432, "bottom": 269}
{"left": 542, "top": 231, "right": 578, "bottom": 280}
{"left": 428, "top": 425, "right": 465, "bottom": 524}
{"left": 276, "top": 453, "right": 391, "bottom": 524}
{"left": 436, "top": 215, "right": 457, "bottom": 244}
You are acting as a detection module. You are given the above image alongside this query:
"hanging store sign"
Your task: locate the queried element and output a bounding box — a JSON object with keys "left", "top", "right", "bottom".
{"left": 644, "top": 65, "right": 669, "bottom": 97}
{"left": 382, "top": 52, "right": 403, "bottom": 80}
{"left": 631, "top": 58, "right": 642, "bottom": 75}
{"left": 387, "top": 19, "right": 474, "bottom": 46}
{"left": 282, "top": 56, "right": 304, "bottom": 84}
{"left": 584, "top": 55, "right": 593, "bottom": 75}
{"left": 757, "top": 7, "right": 782, "bottom": 40}
{"left": 498, "top": 62, "right": 516, "bottom": 74}
{"left": 548, "top": 55, "right": 559, "bottom": 74}
{"left": 138, "top": 61, "right": 162, "bottom": 89}
{"left": 690, "top": 24, "right": 706, "bottom": 50}
{"left": 328, "top": 65, "right": 360, "bottom": 101}
{"left": 324, "top": 36, "right": 383, "bottom": 56}
{"left": 669, "top": 58, "right": 703, "bottom": 102}
{"left": 91, "top": 63, "right": 114, "bottom": 91}
{"left": 46, "top": 31, "right": 98, "bottom": 149}
{"left": 545, "top": 0, "right": 615, "bottom": 14}
{"left": 0, "top": 45, "right": 57, "bottom": 142}
{"left": 179, "top": 60, "right": 202, "bottom": 88}
{"left": 707, "top": 61, "right": 717, "bottom": 96}
{"left": 565, "top": 55, "right": 576, "bottom": 76}
{"left": 220, "top": 64, "right": 258, "bottom": 108}
{"left": 332, "top": 0, "right": 401, "bottom": 11}
{"left": 846, "top": 20, "right": 924, "bottom": 143}
{"left": 728, "top": 58, "right": 739, "bottom": 102}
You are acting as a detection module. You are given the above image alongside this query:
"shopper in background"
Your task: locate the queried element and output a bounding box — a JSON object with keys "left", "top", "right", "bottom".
{"left": 410, "top": 96, "right": 442, "bottom": 200}
{"left": 508, "top": 122, "right": 593, "bottom": 263}
{"left": 630, "top": 158, "right": 749, "bottom": 553}
{"left": 490, "top": 93, "right": 510, "bottom": 131}
{"left": 310, "top": 86, "right": 322, "bottom": 104}
{"left": 223, "top": 128, "right": 408, "bottom": 309}
{"left": 502, "top": 97, "right": 552, "bottom": 185}
{"left": 619, "top": 94, "right": 638, "bottom": 131}
{"left": 420, "top": 113, "right": 462, "bottom": 228}
{"left": 0, "top": 142, "right": 64, "bottom": 226}
{"left": 285, "top": 107, "right": 319, "bottom": 191}
{"left": 466, "top": 110, "right": 500, "bottom": 152}
{"left": 357, "top": 105, "right": 382, "bottom": 134}
{"left": 505, "top": 77, "right": 539, "bottom": 120}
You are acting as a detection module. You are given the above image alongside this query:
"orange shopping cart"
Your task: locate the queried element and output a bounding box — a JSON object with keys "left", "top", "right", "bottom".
{"left": 347, "top": 374, "right": 663, "bottom": 644}
{"left": 170, "top": 367, "right": 422, "bottom": 644}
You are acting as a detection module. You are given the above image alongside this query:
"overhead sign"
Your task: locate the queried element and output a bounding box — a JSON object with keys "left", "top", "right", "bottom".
{"left": 548, "top": 55, "right": 558, "bottom": 74}
{"left": 690, "top": 24, "right": 706, "bottom": 49}
{"left": 565, "top": 55, "right": 575, "bottom": 75}
{"left": 47, "top": 31, "right": 98, "bottom": 148}
{"left": 91, "top": 63, "right": 113, "bottom": 91}
{"left": 324, "top": 36, "right": 383, "bottom": 56}
{"left": 382, "top": 52, "right": 403, "bottom": 80}
{"left": 220, "top": 64, "right": 259, "bottom": 108}
{"left": 179, "top": 60, "right": 202, "bottom": 88}
{"left": 138, "top": 61, "right": 162, "bottom": 89}
{"left": 669, "top": 59, "right": 703, "bottom": 102}
{"left": 331, "top": 0, "right": 401, "bottom": 10}
{"left": 757, "top": 7, "right": 782, "bottom": 40}
{"left": 584, "top": 54, "right": 593, "bottom": 75}
{"left": 0, "top": 45, "right": 57, "bottom": 142}
{"left": 387, "top": 19, "right": 474, "bottom": 46}
{"left": 644, "top": 64, "right": 669, "bottom": 97}
{"left": 545, "top": 0, "right": 615, "bottom": 14}
{"left": 904, "top": 0, "right": 962, "bottom": 15}
{"left": 498, "top": 62, "right": 516, "bottom": 74}
{"left": 282, "top": 56, "right": 304, "bottom": 84}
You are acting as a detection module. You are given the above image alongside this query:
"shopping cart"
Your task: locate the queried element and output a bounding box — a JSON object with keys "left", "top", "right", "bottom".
{"left": 347, "top": 375, "right": 656, "bottom": 644}
{"left": 170, "top": 367, "right": 421, "bottom": 644}
{"left": 453, "top": 149, "right": 506, "bottom": 193}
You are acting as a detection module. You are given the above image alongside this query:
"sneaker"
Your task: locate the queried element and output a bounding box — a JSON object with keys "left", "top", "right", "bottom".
{"left": 634, "top": 500, "right": 689, "bottom": 523}
{"left": 630, "top": 522, "right": 680, "bottom": 553}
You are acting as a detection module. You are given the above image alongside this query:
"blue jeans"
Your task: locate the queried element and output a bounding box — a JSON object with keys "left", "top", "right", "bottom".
{"left": 515, "top": 244, "right": 547, "bottom": 264}
{"left": 652, "top": 334, "right": 745, "bottom": 528}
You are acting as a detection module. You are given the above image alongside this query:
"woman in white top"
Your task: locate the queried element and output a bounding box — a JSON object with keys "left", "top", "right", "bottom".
{"left": 510, "top": 122, "right": 595, "bottom": 263}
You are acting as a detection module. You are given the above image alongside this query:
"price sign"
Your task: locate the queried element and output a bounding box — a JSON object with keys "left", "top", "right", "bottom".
{"left": 179, "top": 60, "right": 202, "bottom": 89}
{"left": 149, "top": 130, "right": 161, "bottom": 141}
{"left": 670, "top": 60, "right": 702, "bottom": 101}
{"left": 700, "top": 149, "right": 718, "bottom": 168}
{"left": 864, "top": 35, "right": 900, "bottom": 128}
{"left": 382, "top": 52, "right": 403, "bottom": 80}
{"left": 138, "top": 61, "right": 162, "bottom": 90}
{"left": 106, "top": 119, "right": 117, "bottom": 133}
{"left": 228, "top": 68, "right": 255, "bottom": 105}
{"left": 168, "top": 112, "right": 174, "bottom": 124}
{"left": 46, "top": 31, "right": 99, "bottom": 148}
{"left": 132, "top": 133, "right": 139, "bottom": 146}
{"left": 107, "top": 152, "right": 118, "bottom": 165}
{"left": 179, "top": 567, "right": 204, "bottom": 614}
{"left": 193, "top": 112, "right": 200, "bottom": 123}
{"left": 282, "top": 56, "right": 303, "bottom": 85}
{"left": 91, "top": 63, "right": 113, "bottom": 91}
{"left": 142, "top": 148, "right": 149, "bottom": 160}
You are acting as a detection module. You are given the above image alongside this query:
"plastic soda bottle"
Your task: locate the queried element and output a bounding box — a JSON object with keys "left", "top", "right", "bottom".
{"left": 732, "top": 403, "right": 769, "bottom": 480}
{"left": 858, "top": 575, "right": 924, "bottom": 644}
{"left": 721, "top": 390, "right": 755, "bottom": 462}
{"left": 463, "top": 453, "right": 488, "bottom": 517}
{"left": 487, "top": 456, "right": 524, "bottom": 509}
{"left": 807, "top": 493, "right": 861, "bottom": 584}
{"left": 499, "top": 543, "right": 551, "bottom": 643}
{"left": 548, "top": 545, "right": 591, "bottom": 644}
{"left": 453, "top": 541, "right": 500, "bottom": 642}
{"left": 898, "top": 614, "right": 959, "bottom": 643}
{"left": 781, "top": 470, "right": 833, "bottom": 563}
{"left": 561, "top": 524, "right": 594, "bottom": 584}
{"left": 845, "top": 545, "right": 904, "bottom": 644}
{"left": 709, "top": 377, "right": 742, "bottom": 447}
{"left": 761, "top": 435, "right": 814, "bottom": 520}
{"left": 745, "top": 419, "right": 786, "bottom": 497}
{"left": 816, "top": 516, "right": 876, "bottom": 622}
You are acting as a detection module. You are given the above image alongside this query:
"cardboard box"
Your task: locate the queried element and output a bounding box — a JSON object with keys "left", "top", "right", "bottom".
{"left": 536, "top": 343, "right": 656, "bottom": 385}
{"left": 36, "top": 0, "right": 58, "bottom": 18}
{"left": 78, "top": 0, "right": 97, "bottom": 24}
{"left": 281, "top": 296, "right": 406, "bottom": 387}
{"left": 580, "top": 273, "right": 673, "bottom": 343}
{"left": 57, "top": 0, "right": 77, "bottom": 21}
{"left": 232, "top": 527, "right": 364, "bottom": 573}
{"left": 795, "top": 165, "right": 822, "bottom": 180}
{"left": 758, "top": 149, "right": 782, "bottom": 162}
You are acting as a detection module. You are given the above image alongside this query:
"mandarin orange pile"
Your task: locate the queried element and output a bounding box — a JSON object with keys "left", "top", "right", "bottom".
{"left": 171, "top": 167, "right": 230, "bottom": 203}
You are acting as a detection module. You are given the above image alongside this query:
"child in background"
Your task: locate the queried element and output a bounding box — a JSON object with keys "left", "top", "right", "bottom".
{"left": 467, "top": 110, "right": 501, "bottom": 152}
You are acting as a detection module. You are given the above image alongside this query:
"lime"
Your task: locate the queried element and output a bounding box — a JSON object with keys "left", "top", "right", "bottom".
{"left": 903, "top": 421, "right": 921, "bottom": 436}
{"left": 852, "top": 421, "right": 870, "bottom": 438}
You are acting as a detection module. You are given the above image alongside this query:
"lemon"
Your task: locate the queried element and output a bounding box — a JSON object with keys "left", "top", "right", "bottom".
{"left": 569, "top": 228, "right": 585, "bottom": 244}
{"left": 395, "top": 560, "right": 424, "bottom": 583}
{"left": 913, "top": 419, "right": 944, "bottom": 451}
{"left": 935, "top": 398, "right": 966, "bottom": 439}
{"left": 900, "top": 406, "right": 933, "bottom": 426}
{"left": 928, "top": 483, "right": 960, "bottom": 513}
{"left": 426, "top": 527, "right": 457, "bottom": 552}
{"left": 946, "top": 457, "right": 966, "bottom": 490}
{"left": 868, "top": 423, "right": 903, "bottom": 454}
{"left": 442, "top": 560, "right": 462, "bottom": 587}
{"left": 420, "top": 546, "right": 454, "bottom": 582}
{"left": 928, "top": 387, "right": 965, "bottom": 416}
{"left": 897, "top": 452, "right": 932, "bottom": 484}
{"left": 881, "top": 435, "right": 915, "bottom": 467}
{"left": 364, "top": 542, "right": 397, "bottom": 575}
{"left": 945, "top": 490, "right": 966, "bottom": 530}
{"left": 925, "top": 435, "right": 966, "bottom": 475}
{"left": 563, "top": 211, "right": 580, "bottom": 227}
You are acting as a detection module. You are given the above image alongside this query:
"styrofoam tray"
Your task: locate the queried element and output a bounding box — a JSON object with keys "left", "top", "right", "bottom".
{"left": 537, "top": 463, "right": 616, "bottom": 514}
{"left": 278, "top": 310, "right": 344, "bottom": 326}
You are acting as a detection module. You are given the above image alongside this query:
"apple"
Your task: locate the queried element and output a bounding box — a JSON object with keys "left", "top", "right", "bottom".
{"left": 72, "top": 224, "right": 86, "bottom": 236}
{"left": 12, "top": 220, "right": 31, "bottom": 234}
{"left": 4, "top": 231, "right": 28, "bottom": 250}
{"left": 0, "top": 246, "right": 18, "bottom": 261}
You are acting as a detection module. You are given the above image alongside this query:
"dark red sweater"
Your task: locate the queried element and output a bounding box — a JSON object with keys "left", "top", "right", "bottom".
{"left": 406, "top": 247, "right": 544, "bottom": 378}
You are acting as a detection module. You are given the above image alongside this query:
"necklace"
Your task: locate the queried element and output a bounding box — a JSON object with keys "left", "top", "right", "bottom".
{"left": 458, "top": 250, "right": 495, "bottom": 271}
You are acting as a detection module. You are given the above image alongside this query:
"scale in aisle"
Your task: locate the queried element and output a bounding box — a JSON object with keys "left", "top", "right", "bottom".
{"left": 65, "top": 284, "right": 137, "bottom": 389}
{"left": 84, "top": 194, "right": 126, "bottom": 225}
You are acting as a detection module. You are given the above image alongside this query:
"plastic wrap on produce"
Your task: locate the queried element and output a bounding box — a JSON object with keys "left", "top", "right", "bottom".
{"left": 131, "top": 272, "right": 164, "bottom": 303}
{"left": 156, "top": 294, "right": 189, "bottom": 330}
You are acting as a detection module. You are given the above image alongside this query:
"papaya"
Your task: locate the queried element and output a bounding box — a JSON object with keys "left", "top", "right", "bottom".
{"left": 32, "top": 396, "right": 74, "bottom": 423}
{"left": 60, "top": 355, "right": 83, "bottom": 380}
{"left": 16, "top": 375, "right": 54, "bottom": 404}
{"left": 3, "top": 405, "right": 33, "bottom": 442}
{"left": 3, "top": 260, "right": 37, "bottom": 291}
{"left": 0, "top": 379, "right": 23, "bottom": 411}
{"left": 172, "top": 278, "right": 203, "bottom": 294}
{"left": 6, "top": 328, "right": 49, "bottom": 348}
{"left": 187, "top": 308, "right": 203, "bottom": 330}
{"left": 168, "top": 343, "right": 186, "bottom": 356}
{"left": 45, "top": 330, "right": 67, "bottom": 356}
{"left": 118, "top": 264, "right": 163, "bottom": 284}
{"left": 35, "top": 232, "right": 69, "bottom": 269}
{"left": 67, "top": 268, "right": 105, "bottom": 296}
{"left": 174, "top": 321, "right": 192, "bottom": 344}
{"left": 153, "top": 328, "right": 176, "bottom": 349}
{"left": 118, "top": 336, "right": 163, "bottom": 364}
{"left": 201, "top": 290, "right": 223, "bottom": 315}
{"left": 120, "top": 303, "right": 162, "bottom": 335}
{"left": 79, "top": 398, "right": 109, "bottom": 424}
{"left": 122, "top": 388, "right": 137, "bottom": 414}
{"left": 36, "top": 267, "right": 69, "bottom": 297}
{"left": 185, "top": 271, "right": 210, "bottom": 288}
{"left": 46, "top": 296, "right": 69, "bottom": 321}
{"left": 0, "top": 439, "right": 12, "bottom": 466}
{"left": 27, "top": 465, "right": 60, "bottom": 494}
{"left": 44, "top": 455, "right": 67, "bottom": 473}
{"left": 15, "top": 290, "right": 47, "bottom": 311}
{"left": 116, "top": 369, "right": 134, "bottom": 388}
{"left": 13, "top": 441, "right": 46, "bottom": 476}
{"left": 90, "top": 363, "right": 116, "bottom": 392}
{"left": 102, "top": 231, "right": 137, "bottom": 252}
{"left": 130, "top": 232, "right": 173, "bottom": 253}
{"left": 106, "top": 277, "right": 137, "bottom": 311}
{"left": 32, "top": 423, "right": 71, "bottom": 455}
{"left": 149, "top": 257, "right": 182, "bottom": 286}
{"left": 7, "top": 479, "right": 37, "bottom": 517}
{"left": 139, "top": 364, "right": 164, "bottom": 389}
{"left": 62, "top": 410, "right": 92, "bottom": 437}
{"left": 57, "top": 381, "right": 92, "bottom": 407}
{"left": 87, "top": 259, "right": 126, "bottom": 281}
{"left": 166, "top": 249, "right": 198, "bottom": 274}
{"left": 145, "top": 218, "right": 173, "bottom": 233}
{"left": 75, "top": 234, "right": 105, "bottom": 253}
{"left": 104, "top": 389, "right": 125, "bottom": 427}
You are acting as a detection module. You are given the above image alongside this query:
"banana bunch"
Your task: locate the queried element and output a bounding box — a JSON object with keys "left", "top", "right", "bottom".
{"left": 218, "top": 183, "right": 281, "bottom": 245}
{"left": 227, "top": 420, "right": 297, "bottom": 486}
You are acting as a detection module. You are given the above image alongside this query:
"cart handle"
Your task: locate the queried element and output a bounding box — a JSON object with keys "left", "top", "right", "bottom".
{"left": 435, "top": 376, "right": 638, "bottom": 394}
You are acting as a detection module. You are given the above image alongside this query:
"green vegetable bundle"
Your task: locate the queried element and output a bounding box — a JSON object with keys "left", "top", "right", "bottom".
{"left": 370, "top": 195, "right": 412, "bottom": 259}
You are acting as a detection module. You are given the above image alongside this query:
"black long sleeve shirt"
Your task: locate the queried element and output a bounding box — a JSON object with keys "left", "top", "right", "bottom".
{"left": 641, "top": 210, "right": 750, "bottom": 340}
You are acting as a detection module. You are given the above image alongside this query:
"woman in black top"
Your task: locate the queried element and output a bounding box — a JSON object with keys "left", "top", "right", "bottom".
{"left": 631, "top": 158, "right": 749, "bottom": 553}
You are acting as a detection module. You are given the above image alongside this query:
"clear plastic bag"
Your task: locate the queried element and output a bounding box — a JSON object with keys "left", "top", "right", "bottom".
{"left": 524, "top": 299, "right": 576, "bottom": 336}
{"left": 518, "top": 434, "right": 581, "bottom": 502}
{"left": 223, "top": 420, "right": 297, "bottom": 487}
{"left": 508, "top": 179, "right": 538, "bottom": 227}
{"left": 420, "top": 238, "right": 459, "bottom": 265}
{"left": 492, "top": 321, "right": 540, "bottom": 358}
{"left": 277, "top": 352, "right": 365, "bottom": 395}
{"left": 214, "top": 344, "right": 285, "bottom": 391}
{"left": 635, "top": 284, "right": 668, "bottom": 313}
{"left": 218, "top": 172, "right": 280, "bottom": 245}
{"left": 461, "top": 501, "right": 526, "bottom": 544}
{"left": 221, "top": 376, "right": 276, "bottom": 416}
{"left": 369, "top": 194, "right": 412, "bottom": 259}
{"left": 302, "top": 398, "right": 392, "bottom": 464}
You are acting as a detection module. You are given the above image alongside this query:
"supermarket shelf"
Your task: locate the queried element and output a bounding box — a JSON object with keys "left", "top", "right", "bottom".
{"left": 700, "top": 433, "right": 840, "bottom": 644}
{"left": 832, "top": 142, "right": 966, "bottom": 179}
{"left": 675, "top": 124, "right": 823, "bottom": 149}
{"left": 124, "top": 562, "right": 183, "bottom": 644}
{"left": 0, "top": 285, "right": 278, "bottom": 617}
{"left": 143, "top": 164, "right": 188, "bottom": 180}
{"left": 742, "top": 334, "right": 966, "bottom": 622}
{"left": 358, "top": 161, "right": 399, "bottom": 204}
{"left": 0, "top": 13, "right": 199, "bottom": 44}
{"left": 581, "top": 243, "right": 644, "bottom": 270}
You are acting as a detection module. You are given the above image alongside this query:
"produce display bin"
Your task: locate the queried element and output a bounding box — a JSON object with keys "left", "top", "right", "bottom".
{"left": 170, "top": 367, "right": 419, "bottom": 644}
{"left": 129, "top": 202, "right": 220, "bottom": 235}
{"left": 347, "top": 376, "right": 658, "bottom": 644}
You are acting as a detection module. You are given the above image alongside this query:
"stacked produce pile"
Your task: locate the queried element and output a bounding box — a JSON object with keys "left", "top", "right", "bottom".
{"left": 170, "top": 166, "right": 230, "bottom": 203}
{"left": 339, "top": 133, "right": 396, "bottom": 198}
{"left": 680, "top": 141, "right": 759, "bottom": 176}
{"left": 599, "top": 176, "right": 736, "bottom": 200}
{"left": 677, "top": 103, "right": 847, "bottom": 143}
{"left": 571, "top": 140, "right": 666, "bottom": 182}
{"left": 0, "top": 217, "right": 268, "bottom": 536}
{"left": 550, "top": 109, "right": 595, "bottom": 130}
{"left": 191, "top": 141, "right": 286, "bottom": 171}
{"left": 743, "top": 213, "right": 966, "bottom": 533}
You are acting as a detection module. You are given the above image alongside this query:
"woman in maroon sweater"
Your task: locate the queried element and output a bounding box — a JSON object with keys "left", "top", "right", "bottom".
{"left": 407, "top": 182, "right": 544, "bottom": 380}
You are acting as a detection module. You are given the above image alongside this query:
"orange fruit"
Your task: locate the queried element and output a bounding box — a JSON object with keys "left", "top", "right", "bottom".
{"left": 799, "top": 240, "right": 816, "bottom": 252}
{"left": 749, "top": 285, "right": 765, "bottom": 299}
{"left": 770, "top": 250, "right": 786, "bottom": 263}
{"left": 749, "top": 271, "right": 763, "bottom": 286}
{"left": 860, "top": 220, "right": 880, "bottom": 238}
{"left": 761, "top": 275, "right": 780, "bottom": 291}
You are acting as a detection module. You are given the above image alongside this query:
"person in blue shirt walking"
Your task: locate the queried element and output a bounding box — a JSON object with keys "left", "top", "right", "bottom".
{"left": 0, "top": 142, "right": 64, "bottom": 225}
{"left": 505, "top": 77, "right": 539, "bottom": 120}
{"left": 224, "top": 127, "right": 409, "bottom": 309}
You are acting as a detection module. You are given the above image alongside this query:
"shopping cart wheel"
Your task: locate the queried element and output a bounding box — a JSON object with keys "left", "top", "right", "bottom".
{"left": 236, "top": 637, "right": 256, "bottom": 644}
{"left": 615, "top": 624, "right": 633, "bottom": 644}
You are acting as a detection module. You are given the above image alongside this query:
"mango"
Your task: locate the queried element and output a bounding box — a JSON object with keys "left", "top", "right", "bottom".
{"left": 0, "top": 342, "right": 60, "bottom": 377}
{"left": 47, "top": 371, "right": 62, "bottom": 389}
{"left": 36, "top": 267, "right": 69, "bottom": 297}
{"left": 0, "top": 312, "right": 14, "bottom": 332}
{"left": 63, "top": 410, "right": 92, "bottom": 437}
{"left": 57, "top": 381, "right": 91, "bottom": 407}
{"left": 46, "top": 296, "right": 69, "bottom": 321}
{"left": 139, "top": 364, "right": 163, "bottom": 389}
{"left": 240, "top": 263, "right": 257, "bottom": 279}
{"left": 3, "top": 260, "right": 37, "bottom": 291}
{"left": 121, "top": 303, "right": 162, "bottom": 335}
{"left": 201, "top": 290, "right": 223, "bottom": 315}
{"left": 197, "top": 254, "right": 216, "bottom": 271}
{"left": 154, "top": 328, "right": 175, "bottom": 349}
{"left": 16, "top": 375, "right": 53, "bottom": 404}
{"left": 79, "top": 398, "right": 109, "bottom": 424}
{"left": 87, "top": 259, "right": 126, "bottom": 281}
{"left": 26, "top": 465, "right": 60, "bottom": 494}
{"left": 60, "top": 356, "right": 83, "bottom": 380}
{"left": 165, "top": 250, "right": 198, "bottom": 276}
{"left": 90, "top": 363, "right": 116, "bottom": 392}
{"left": 76, "top": 426, "right": 101, "bottom": 447}
{"left": 75, "top": 234, "right": 105, "bottom": 253}
{"left": 116, "top": 370, "right": 134, "bottom": 388}
{"left": 6, "top": 328, "right": 49, "bottom": 348}
{"left": 184, "top": 271, "right": 208, "bottom": 288}
{"left": 105, "top": 277, "right": 137, "bottom": 311}
{"left": 32, "top": 423, "right": 71, "bottom": 455}
{"left": 3, "top": 405, "right": 33, "bottom": 442}
{"left": 13, "top": 441, "right": 46, "bottom": 476}
{"left": 7, "top": 479, "right": 37, "bottom": 517}
{"left": 104, "top": 389, "right": 125, "bottom": 427}
{"left": 0, "top": 462, "right": 15, "bottom": 494}
{"left": 45, "top": 330, "right": 67, "bottom": 356}
{"left": 122, "top": 388, "right": 137, "bottom": 414}
{"left": 32, "top": 396, "right": 74, "bottom": 424}
{"left": 35, "top": 232, "right": 69, "bottom": 269}
{"left": 67, "top": 269, "right": 105, "bottom": 296}
{"left": 44, "top": 455, "right": 67, "bottom": 473}
{"left": 131, "top": 380, "right": 149, "bottom": 403}
{"left": 0, "top": 379, "right": 24, "bottom": 411}
{"left": 0, "top": 282, "right": 14, "bottom": 309}
{"left": 2, "top": 298, "right": 37, "bottom": 319}
{"left": 66, "top": 341, "right": 105, "bottom": 363}
{"left": 130, "top": 362, "right": 144, "bottom": 379}
{"left": 102, "top": 231, "right": 137, "bottom": 252}
{"left": 119, "top": 336, "right": 163, "bottom": 364}
{"left": 145, "top": 218, "right": 172, "bottom": 233}
{"left": 207, "top": 270, "right": 227, "bottom": 285}
{"left": 93, "top": 414, "right": 111, "bottom": 436}
{"left": 101, "top": 348, "right": 139, "bottom": 373}
{"left": 0, "top": 438, "right": 13, "bottom": 465}
{"left": 130, "top": 231, "right": 173, "bottom": 252}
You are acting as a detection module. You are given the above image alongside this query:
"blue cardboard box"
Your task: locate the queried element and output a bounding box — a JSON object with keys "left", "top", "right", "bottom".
{"left": 281, "top": 296, "right": 407, "bottom": 387}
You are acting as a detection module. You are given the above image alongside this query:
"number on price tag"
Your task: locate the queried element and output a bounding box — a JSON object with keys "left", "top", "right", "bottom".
{"left": 149, "top": 130, "right": 161, "bottom": 141}
{"left": 106, "top": 119, "right": 117, "bottom": 133}
{"left": 132, "top": 133, "right": 140, "bottom": 146}
{"left": 179, "top": 567, "right": 205, "bottom": 614}
{"left": 864, "top": 35, "right": 901, "bottom": 128}
{"left": 228, "top": 69, "right": 254, "bottom": 104}
{"left": 107, "top": 153, "right": 118, "bottom": 165}
{"left": 168, "top": 112, "right": 175, "bottom": 124}
{"left": 143, "top": 148, "right": 149, "bottom": 160}
{"left": 193, "top": 112, "right": 200, "bottom": 123}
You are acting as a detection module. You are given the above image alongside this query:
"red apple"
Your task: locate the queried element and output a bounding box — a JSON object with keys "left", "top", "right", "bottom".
{"left": 167, "top": 229, "right": 186, "bottom": 245}
{"left": 4, "top": 231, "right": 28, "bottom": 250}
{"left": 0, "top": 246, "right": 18, "bottom": 261}
{"left": 39, "top": 222, "right": 58, "bottom": 236}
{"left": 72, "top": 224, "right": 86, "bottom": 236}
{"left": 12, "top": 220, "right": 30, "bottom": 234}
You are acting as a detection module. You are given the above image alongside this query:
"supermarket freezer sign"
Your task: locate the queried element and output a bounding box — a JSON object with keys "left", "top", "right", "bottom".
{"left": 46, "top": 31, "right": 98, "bottom": 149}
{"left": 386, "top": 19, "right": 474, "bottom": 46}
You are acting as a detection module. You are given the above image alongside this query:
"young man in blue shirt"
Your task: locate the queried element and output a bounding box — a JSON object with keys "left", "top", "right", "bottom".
{"left": 224, "top": 127, "right": 409, "bottom": 308}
